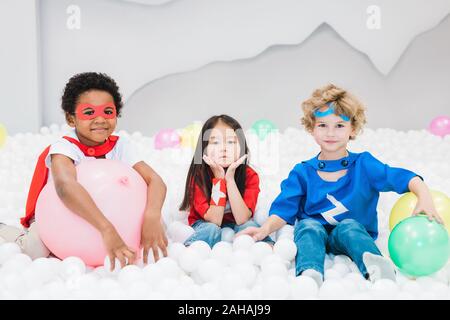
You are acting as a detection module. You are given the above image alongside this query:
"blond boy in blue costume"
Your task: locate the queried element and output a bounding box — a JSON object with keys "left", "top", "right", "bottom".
{"left": 240, "top": 84, "right": 443, "bottom": 286}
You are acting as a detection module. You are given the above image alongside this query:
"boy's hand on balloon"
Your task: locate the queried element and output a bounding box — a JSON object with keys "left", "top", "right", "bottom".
{"left": 225, "top": 154, "right": 248, "bottom": 182}
{"left": 141, "top": 215, "right": 168, "bottom": 264}
{"left": 102, "top": 226, "right": 136, "bottom": 271}
{"left": 203, "top": 155, "right": 225, "bottom": 179}
{"left": 413, "top": 197, "right": 444, "bottom": 224}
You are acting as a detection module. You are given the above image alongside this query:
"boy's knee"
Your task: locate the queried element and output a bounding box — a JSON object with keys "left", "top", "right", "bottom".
{"left": 337, "top": 219, "right": 365, "bottom": 231}
{"left": 296, "top": 219, "right": 323, "bottom": 231}
{"left": 294, "top": 219, "right": 326, "bottom": 239}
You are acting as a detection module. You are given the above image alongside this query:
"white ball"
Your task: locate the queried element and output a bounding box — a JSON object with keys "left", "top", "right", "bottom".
{"left": 324, "top": 268, "right": 342, "bottom": 280}
{"left": 371, "top": 279, "right": 399, "bottom": 300}
{"left": 200, "top": 282, "right": 223, "bottom": 300}
{"left": 232, "top": 263, "right": 257, "bottom": 288}
{"left": 260, "top": 262, "right": 288, "bottom": 279}
{"left": 333, "top": 255, "right": 352, "bottom": 265}
{"left": 197, "top": 258, "right": 224, "bottom": 283}
{"left": 218, "top": 272, "right": 245, "bottom": 299}
{"left": 276, "top": 225, "right": 294, "bottom": 240}
{"left": 400, "top": 280, "right": 422, "bottom": 296}
{"left": 262, "top": 275, "right": 290, "bottom": 300}
{"left": 39, "top": 126, "right": 50, "bottom": 135}
{"left": 189, "top": 241, "right": 211, "bottom": 259}
{"left": 428, "top": 282, "right": 449, "bottom": 297}
{"left": 332, "top": 263, "right": 350, "bottom": 276}
{"left": 169, "top": 285, "right": 194, "bottom": 300}
{"left": 290, "top": 275, "right": 319, "bottom": 299}
{"left": 167, "top": 242, "right": 187, "bottom": 262}
{"left": 157, "top": 278, "right": 180, "bottom": 295}
{"left": 273, "top": 238, "right": 297, "bottom": 261}
{"left": 232, "top": 234, "right": 255, "bottom": 252}
{"left": 221, "top": 227, "right": 235, "bottom": 242}
{"left": 231, "top": 250, "right": 254, "bottom": 266}
{"left": 1, "top": 253, "right": 32, "bottom": 273}
{"left": 142, "top": 264, "right": 164, "bottom": 286}
{"left": 167, "top": 221, "right": 195, "bottom": 243}
{"left": 0, "top": 243, "right": 21, "bottom": 264}
{"left": 260, "top": 254, "right": 287, "bottom": 269}
{"left": 251, "top": 241, "right": 273, "bottom": 266}
{"left": 319, "top": 279, "right": 347, "bottom": 299}
{"left": 156, "top": 257, "right": 182, "bottom": 278}
{"left": 211, "top": 241, "right": 233, "bottom": 266}
{"left": 416, "top": 276, "right": 438, "bottom": 289}
{"left": 324, "top": 256, "right": 333, "bottom": 270}
{"left": 118, "top": 265, "right": 143, "bottom": 285}
{"left": 234, "top": 288, "right": 254, "bottom": 299}
{"left": 178, "top": 247, "right": 201, "bottom": 273}
{"left": 125, "top": 282, "right": 150, "bottom": 299}
{"left": 60, "top": 256, "right": 86, "bottom": 280}
{"left": 49, "top": 123, "right": 60, "bottom": 134}
{"left": 23, "top": 259, "right": 57, "bottom": 289}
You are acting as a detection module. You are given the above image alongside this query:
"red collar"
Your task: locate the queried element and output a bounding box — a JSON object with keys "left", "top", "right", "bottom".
{"left": 63, "top": 135, "right": 119, "bottom": 157}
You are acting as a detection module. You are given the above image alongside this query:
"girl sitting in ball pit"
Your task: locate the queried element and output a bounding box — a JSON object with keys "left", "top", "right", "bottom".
{"left": 0, "top": 72, "right": 168, "bottom": 270}
{"left": 179, "top": 114, "right": 274, "bottom": 248}
{"left": 239, "top": 84, "right": 443, "bottom": 286}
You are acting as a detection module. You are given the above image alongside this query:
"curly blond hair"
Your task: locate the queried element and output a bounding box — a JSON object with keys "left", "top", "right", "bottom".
{"left": 301, "top": 84, "right": 367, "bottom": 139}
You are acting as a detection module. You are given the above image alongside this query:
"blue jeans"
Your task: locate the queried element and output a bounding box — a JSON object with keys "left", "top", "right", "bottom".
{"left": 184, "top": 219, "right": 274, "bottom": 248}
{"left": 294, "top": 218, "right": 382, "bottom": 278}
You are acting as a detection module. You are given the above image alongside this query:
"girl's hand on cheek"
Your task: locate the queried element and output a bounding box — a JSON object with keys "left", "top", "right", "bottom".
{"left": 203, "top": 155, "right": 225, "bottom": 179}
{"left": 225, "top": 154, "right": 248, "bottom": 182}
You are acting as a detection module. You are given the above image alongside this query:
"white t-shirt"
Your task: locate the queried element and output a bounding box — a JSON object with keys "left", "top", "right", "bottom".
{"left": 45, "top": 128, "right": 144, "bottom": 170}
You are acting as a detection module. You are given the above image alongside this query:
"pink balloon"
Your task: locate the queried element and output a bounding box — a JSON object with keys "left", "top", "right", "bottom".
{"left": 35, "top": 159, "right": 147, "bottom": 266}
{"left": 428, "top": 115, "right": 450, "bottom": 137}
{"left": 154, "top": 128, "right": 180, "bottom": 150}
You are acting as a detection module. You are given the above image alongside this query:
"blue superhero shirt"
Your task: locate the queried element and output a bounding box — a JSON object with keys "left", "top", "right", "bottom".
{"left": 269, "top": 151, "right": 420, "bottom": 239}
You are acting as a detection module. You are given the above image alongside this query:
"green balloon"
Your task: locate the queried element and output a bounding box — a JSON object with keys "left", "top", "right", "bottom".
{"left": 251, "top": 119, "right": 277, "bottom": 140}
{"left": 388, "top": 215, "right": 449, "bottom": 277}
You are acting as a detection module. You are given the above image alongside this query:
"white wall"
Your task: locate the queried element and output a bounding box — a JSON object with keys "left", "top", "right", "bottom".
{"left": 0, "top": 0, "right": 41, "bottom": 134}
{"left": 1, "top": 0, "right": 449, "bottom": 134}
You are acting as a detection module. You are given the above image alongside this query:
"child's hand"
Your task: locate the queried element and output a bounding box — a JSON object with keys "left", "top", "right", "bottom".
{"left": 203, "top": 155, "right": 225, "bottom": 179}
{"left": 102, "top": 226, "right": 136, "bottom": 271}
{"left": 141, "top": 215, "right": 168, "bottom": 264}
{"left": 225, "top": 154, "right": 248, "bottom": 182}
{"left": 237, "top": 226, "right": 268, "bottom": 241}
{"left": 413, "top": 196, "right": 444, "bottom": 224}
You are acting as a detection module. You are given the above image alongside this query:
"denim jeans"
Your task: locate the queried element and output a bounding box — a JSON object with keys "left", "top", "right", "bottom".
{"left": 184, "top": 219, "right": 274, "bottom": 248}
{"left": 294, "top": 218, "right": 382, "bottom": 278}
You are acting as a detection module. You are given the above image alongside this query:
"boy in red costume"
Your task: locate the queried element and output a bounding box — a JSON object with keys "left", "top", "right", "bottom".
{"left": 0, "top": 72, "right": 168, "bottom": 269}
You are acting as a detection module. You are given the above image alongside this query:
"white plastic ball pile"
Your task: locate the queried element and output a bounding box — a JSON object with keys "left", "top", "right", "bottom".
{"left": 0, "top": 124, "right": 449, "bottom": 299}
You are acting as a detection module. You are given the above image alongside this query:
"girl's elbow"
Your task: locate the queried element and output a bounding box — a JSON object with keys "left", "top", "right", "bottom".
{"left": 204, "top": 214, "right": 222, "bottom": 227}
{"left": 235, "top": 211, "right": 252, "bottom": 226}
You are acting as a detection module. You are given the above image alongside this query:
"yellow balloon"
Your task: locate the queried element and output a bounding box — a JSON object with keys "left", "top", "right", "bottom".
{"left": 389, "top": 190, "right": 450, "bottom": 233}
{"left": 180, "top": 122, "right": 202, "bottom": 149}
{"left": 0, "top": 123, "right": 7, "bottom": 148}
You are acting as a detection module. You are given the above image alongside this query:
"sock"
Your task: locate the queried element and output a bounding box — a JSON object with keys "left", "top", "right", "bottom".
{"left": 301, "top": 268, "right": 324, "bottom": 287}
{"left": 362, "top": 252, "right": 396, "bottom": 282}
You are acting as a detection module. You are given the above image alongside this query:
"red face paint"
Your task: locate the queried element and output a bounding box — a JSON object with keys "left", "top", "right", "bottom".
{"left": 75, "top": 103, "right": 117, "bottom": 120}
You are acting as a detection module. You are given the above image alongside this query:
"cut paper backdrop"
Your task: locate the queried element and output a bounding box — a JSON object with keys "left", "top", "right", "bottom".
{"left": 50, "top": 0, "right": 450, "bottom": 97}
{"left": 39, "top": 0, "right": 450, "bottom": 127}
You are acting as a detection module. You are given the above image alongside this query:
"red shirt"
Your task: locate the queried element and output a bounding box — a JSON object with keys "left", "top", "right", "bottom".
{"left": 188, "top": 166, "right": 260, "bottom": 226}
